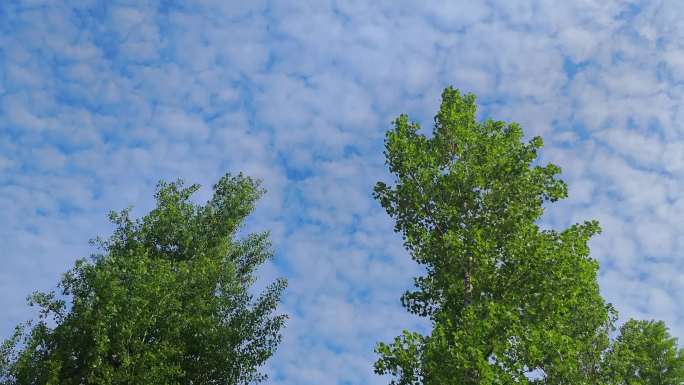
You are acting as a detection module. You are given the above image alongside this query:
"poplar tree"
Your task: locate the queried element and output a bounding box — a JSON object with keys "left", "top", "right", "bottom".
{"left": 603, "top": 319, "right": 684, "bottom": 385}
{"left": 1, "top": 174, "right": 286, "bottom": 385}
{"left": 373, "top": 87, "right": 683, "bottom": 385}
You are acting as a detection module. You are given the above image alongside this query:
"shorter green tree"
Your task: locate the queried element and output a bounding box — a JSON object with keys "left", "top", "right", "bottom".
{"left": 1, "top": 173, "right": 287, "bottom": 385}
{"left": 604, "top": 319, "right": 684, "bottom": 385}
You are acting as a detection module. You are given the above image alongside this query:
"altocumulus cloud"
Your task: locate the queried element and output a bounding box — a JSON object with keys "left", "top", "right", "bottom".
{"left": 1, "top": 1, "right": 683, "bottom": 384}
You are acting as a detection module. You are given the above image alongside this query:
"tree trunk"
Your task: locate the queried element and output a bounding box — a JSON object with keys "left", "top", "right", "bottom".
{"left": 464, "top": 254, "right": 473, "bottom": 306}
{"left": 463, "top": 253, "right": 475, "bottom": 383}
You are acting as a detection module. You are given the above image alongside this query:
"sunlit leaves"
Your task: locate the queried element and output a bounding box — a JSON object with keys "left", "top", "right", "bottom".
{"left": 374, "top": 87, "right": 614, "bottom": 385}
{"left": 604, "top": 320, "right": 684, "bottom": 385}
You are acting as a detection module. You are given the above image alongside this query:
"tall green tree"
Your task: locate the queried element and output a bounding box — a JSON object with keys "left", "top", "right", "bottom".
{"left": 373, "top": 87, "right": 619, "bottom": 384}
{"left": 1, "top": 173, "right": 286, "bottom": 385}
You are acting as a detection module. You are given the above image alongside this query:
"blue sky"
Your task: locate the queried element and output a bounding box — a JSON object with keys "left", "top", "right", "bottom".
{"left": 2, "top": 1, "right": 683, "bottom": 384}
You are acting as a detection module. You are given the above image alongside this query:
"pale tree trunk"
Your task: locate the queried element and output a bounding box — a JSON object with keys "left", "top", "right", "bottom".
{"left": 464, "top": 254, "right": 473, "bottom": 306}
{"left": 463, "top": 253, "right": 475, "bottom": 385}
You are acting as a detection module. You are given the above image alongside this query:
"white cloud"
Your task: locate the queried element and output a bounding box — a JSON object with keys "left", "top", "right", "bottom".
{"left": 2, "top": 1, "right": 684, "bottom": 384}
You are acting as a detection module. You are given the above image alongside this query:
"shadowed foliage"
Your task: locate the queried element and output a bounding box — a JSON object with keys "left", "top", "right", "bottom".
{"left": 1, "top": 173, "right": 286, "bottom": 385}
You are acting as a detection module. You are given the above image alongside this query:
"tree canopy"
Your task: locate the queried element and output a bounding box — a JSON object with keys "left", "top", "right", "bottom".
{"left": 373, "top": 87, "right": 684, "bottom": 385}
{"left": 604, "top": 319, "right": 684, "bottom": 385}
{"left": 1, "top": 88, "right": 682, "bottom": 385}
{"left": 1, "top": 173, "right": 286, "bottom": 385}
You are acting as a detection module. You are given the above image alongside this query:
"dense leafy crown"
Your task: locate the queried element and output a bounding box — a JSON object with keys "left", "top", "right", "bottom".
{"left": 1, "top": 174, "right": 286, "bottom": 385}
{"left": 373, "top": 87, "right": 683, "bottom": 385}
{"left": 604, "top": 319, "right": 684, "bottom": 385}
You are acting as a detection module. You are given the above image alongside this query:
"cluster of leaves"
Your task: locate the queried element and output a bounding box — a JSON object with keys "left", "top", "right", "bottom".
{"left": 0, "top": 174, "right": 286, "bottom": 385}
{"left": 374, "top": 87, "right": 684, "bottom": 385}
{"left": 604, "top": 319, "right": 684, "bottom": 384}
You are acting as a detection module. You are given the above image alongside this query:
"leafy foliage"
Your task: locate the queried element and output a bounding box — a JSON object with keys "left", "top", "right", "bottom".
{"left": 373, "top": 87, "right": 683, "bottom": 385}
{"left": 604, "top": 320, "right": 684, "bottom": 385}
{"left": 1, "top": 174, "right": 286, "bottom": 385}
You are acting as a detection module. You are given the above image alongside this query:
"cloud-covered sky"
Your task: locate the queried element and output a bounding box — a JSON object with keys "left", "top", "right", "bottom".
{"left": 2, "top": 1, "right": 683, "bottom": 384}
